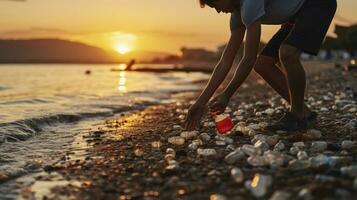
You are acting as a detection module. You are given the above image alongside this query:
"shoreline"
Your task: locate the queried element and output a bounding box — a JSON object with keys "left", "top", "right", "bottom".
{"left": 6, "top": 67, "right": 357, "bottom": 199}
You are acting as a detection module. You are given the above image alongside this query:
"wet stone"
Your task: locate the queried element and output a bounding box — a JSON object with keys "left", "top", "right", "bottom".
{"left": 340, "top": 165, "right": 357, "bottom": 177}
{"left": 274, "top": 141, "right": 285, "bottom": 151}
{"left": 315, "top": 174, "right": 336, "bottom": 183}
{"left": 192, "top": 139, "right": 203, "bottom": 146}
{"left": 269, "top": 191, "right": 291, "bottom": 200}
{"left": 305, "top": 129, "right": 322, "bottom": 139}
{"left": 215, "top": 141, "right": 226, "bottom": 146}
{"left": 298, "top": 188, "right": 313, "bottom": 200}
{"left": 288, "top": 159, "right": 311, "bottom": 170}
{"left": 289, "top": 147, "right": 300, "bottom": 155}
{"left": 151, "top": 141, "right": 162, "bottom": 148}
{"left": 242, "top": 144, "right": 262, "bottom": 156}
{"left": 341, "top": 140, "right": 355, "bottom": 150}
{"left": 230, "top": 167, "right": 244, "bottom": 183}
{"left": 166, "top": 148, "right": 175, "bottom": 156}
{"left": 197, "top": 148, "right": 217, "bottom": 157}
{"left": 180, "top": 131, "right": 198, "bottom": 139}
{"left": 168, "top": 136, "right": 185, "bottom": 145}
{"left": 292, "top": 142, "right": 305, "bottom": 149}
{"left": 134, "top": 149, "right": 144, "bottom": 157}
{"left": 310, "top": 154, "right": 333, "bottom": 169}
{"left": 209, "top": 194, "right": 227, "bottom": 200}
{"left": 254, "top": 140, "right": 270, "bottom": 152}
{"left": 310, "top": 141, "right": 327, "bottom": 153}
{"left": 225, "top": 144, "right": 235, "bottom": 152}
{"left": 245, "top": 174, "right": 273, "bottom": 198}
{"left": 297, "top": 151, "right": 309, "bottom": 160}
{"left": 199, "top": 133, "right": 211, "bottom": 142}
{"left": 225, "top": 150, "right": 245, "bottom": 164}
{"left": 188, "top": 143, "right": 198, "bottom": 150}
{"left": 247, "top": 156, "right": 269, "bottom": 167}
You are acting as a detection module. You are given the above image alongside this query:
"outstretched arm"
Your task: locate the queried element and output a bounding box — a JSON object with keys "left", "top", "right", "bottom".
{"left": 221, "top": 20, "right": 262, "bottom": 98}
{"left": 194, "top": 28, "right": 246, "bottom": 105}
{"left": 184, "top": 28, "right": 246, "bottom": 131}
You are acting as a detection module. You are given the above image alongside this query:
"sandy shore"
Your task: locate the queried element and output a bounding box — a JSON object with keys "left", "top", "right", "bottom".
{"left": 18, "top": 66, "right": 357, "bottom": 200}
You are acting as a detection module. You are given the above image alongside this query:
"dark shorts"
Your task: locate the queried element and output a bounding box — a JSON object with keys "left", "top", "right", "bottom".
{"left": 260, "top": 0, "right": 337, "bottom": 58}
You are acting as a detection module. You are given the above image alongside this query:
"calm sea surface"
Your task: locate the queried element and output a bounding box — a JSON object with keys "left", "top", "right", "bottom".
{"left": 0, "top": 64, "right": 208, "bottom": 188}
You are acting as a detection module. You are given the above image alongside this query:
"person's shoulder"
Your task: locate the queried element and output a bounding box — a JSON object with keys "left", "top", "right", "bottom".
{"left": 240, "top": 0, "right": 265, "bottom": 26}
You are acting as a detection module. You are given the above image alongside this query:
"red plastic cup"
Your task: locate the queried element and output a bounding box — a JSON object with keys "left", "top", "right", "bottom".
{"left": 211, "top": 112, "right": 234, "bottom": 134}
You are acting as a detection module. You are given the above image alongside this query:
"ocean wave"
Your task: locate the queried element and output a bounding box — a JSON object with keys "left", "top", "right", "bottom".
{"left": 0, "top": 85, "right": 12, "bottom": 91}
{"left": 0, "top": 98, "right": 52, "bottom": 105}
{"left": 0, "top": 104, "right": 141, "bottom": 144}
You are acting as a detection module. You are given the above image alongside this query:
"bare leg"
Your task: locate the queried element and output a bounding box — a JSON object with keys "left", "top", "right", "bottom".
{"left": 279, "top": 45, "right": 307, "bottom": 119}
{"left": 254, "top": 55, "right": 311, "bottom": 116}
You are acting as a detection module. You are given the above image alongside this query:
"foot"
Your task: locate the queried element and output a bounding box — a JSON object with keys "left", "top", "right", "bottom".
{"left": 267, "top": 111, "right": 317, "bottom": 132}
{"left": 306, "top": 111, "right": 318, "bottom": 128}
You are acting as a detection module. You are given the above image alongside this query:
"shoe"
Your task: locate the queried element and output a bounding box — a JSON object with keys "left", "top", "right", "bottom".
{"left": 306, "top": 111, "right": 318, "bottom": 129}
{"left": 267, "top": 111, "right": 312, "bottom": 132}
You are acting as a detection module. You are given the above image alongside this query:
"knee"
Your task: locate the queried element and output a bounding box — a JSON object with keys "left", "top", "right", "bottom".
{"left": 279, "top": 45, "right": 300, "bottom": 66}
{"left": 253, "top": 55, "right": 276, "bottom": 74}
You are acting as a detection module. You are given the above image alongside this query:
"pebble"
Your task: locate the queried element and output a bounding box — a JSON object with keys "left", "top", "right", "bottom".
{"left": 180, "top": 131, "right": 198, "bottom": 139}
{"left": 168, "top": 136, "right": 185, "bottom": 145}
{"left": 209, "top": 194, "right": 227, "bottom": 200}
{"left": 230, "top": 167, "right": 244, "bottom": 183}
{"left": 192, "top": 139, "right": 203, "bottom": 146}
{"left": 225, "top": 150, "right": 245, "bottom": 164}
{"left": 289, "top": 147, "right": 300, "bottom": 155}
{"left": 247, "top": 156, "right": 269, "bottom": 167}
{"left": 341, "top": 140, "right": 355, "bottom": 149}
{"left": 310, "top": 154, "right": 333, "bottom": 169}
{"left": 298, "top": 188, "right": 313, "bottom": 199}
{"left": 292, "top": 142, "right": 305, "bottom": 148}
{"left": 134, "top": 149, "right": 144, "bottom": 157}
{"left": 340, "top": 165, "right": 357, "bottom": 177}
{"left": 215, "top": 141, "right": 226, "bottom": 146}
{"left": 297, "top": 151, "right": 308, "bottom": 160}
{"left": 274, "top": 141, "right": 285, "bottom": 151}
{"left": 310, "top": 141, "right": 327, "bottom": 153}
{"left": 269, "top": 191, "right": 291, "bottom": 200}
{"left": 288, "top": 159, "right": 310, "bottom": 170}
{"left": 225, "top": 144, "right": 235, "bottom": 152}
{"left": 241, "top": 144, "right": 261, "bottom": 156}
{"left": 188, "top": 143, "right": 198, "bottom": 150}
{"left": 305, "top": 129, "right": 322, "bottom": 139}
{"left": 197, "top": 148, "right": 217, "bottom": 157}
{"left": 166, "top": 148, "right": 175, "bottom": 156}
{"left": 173, "top": 125, "right": 182, "bottom": 130}
{"left": 199, "top": 133, "right": 211, "bottom": 141}
{"left": 315, "top": 175, "right": 335, "bottom": 182}
{"left": 164, "top": 154, "right": 175, "bottom": 161}
{"left": 254, "top": 140, "right": 270, "bottom": 152}
{"left": 245, "top": 174, "right": 273, "bottom": 198}
{"left": 151, "top": 141, "right": 162, "bottom": 148}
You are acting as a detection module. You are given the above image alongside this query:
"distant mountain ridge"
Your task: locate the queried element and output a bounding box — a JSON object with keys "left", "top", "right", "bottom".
{"left": 0, "top": 38, "right": 124, "bottom": 63}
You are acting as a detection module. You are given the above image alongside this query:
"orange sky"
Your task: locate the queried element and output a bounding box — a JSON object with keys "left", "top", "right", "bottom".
{"left": 0, "top": 0, "right": 356, "bottom": 55}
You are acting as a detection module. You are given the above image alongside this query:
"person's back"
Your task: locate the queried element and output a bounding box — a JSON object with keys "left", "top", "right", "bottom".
{"left": 231, "top": 0, "right": 305, "bottom": 28}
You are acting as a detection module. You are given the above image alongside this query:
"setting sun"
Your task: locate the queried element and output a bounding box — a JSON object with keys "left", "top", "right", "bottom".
{"left": 111, "top": 32, "right": 136, "bottom": 55}
{"left": 115, "top": 44, "right": 132, "bottom": 54}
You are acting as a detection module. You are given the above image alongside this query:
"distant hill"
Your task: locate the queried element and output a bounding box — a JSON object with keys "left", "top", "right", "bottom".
{"left": 0, "top": 38, "right": 124, "bottom": 64}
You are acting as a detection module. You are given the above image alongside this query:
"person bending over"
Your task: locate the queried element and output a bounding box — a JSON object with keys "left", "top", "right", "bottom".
{"left": 184, "top": 0, "right": 337, "bottom": 131}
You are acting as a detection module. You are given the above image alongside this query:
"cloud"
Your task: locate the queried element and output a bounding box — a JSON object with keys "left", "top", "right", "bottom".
{"left": 136, "top": 30, "right": 201, "bottom": 38}
{"left": 0, "top": 27, "right": 73, "bottom": 39}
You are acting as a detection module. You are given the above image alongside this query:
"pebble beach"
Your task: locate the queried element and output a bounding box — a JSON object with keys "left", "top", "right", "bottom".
{"left": 9, "top": 66, "right": 357, "bottom": 200}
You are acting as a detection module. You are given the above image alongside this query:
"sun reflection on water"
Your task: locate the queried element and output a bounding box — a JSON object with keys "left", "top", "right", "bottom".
{"left": 118, "top": 71, "right": 127, "bottom": 92}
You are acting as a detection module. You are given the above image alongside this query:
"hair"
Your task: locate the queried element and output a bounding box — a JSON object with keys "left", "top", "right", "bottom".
{"left": 199, "top": 0, "right": 216, "bottom": 8}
